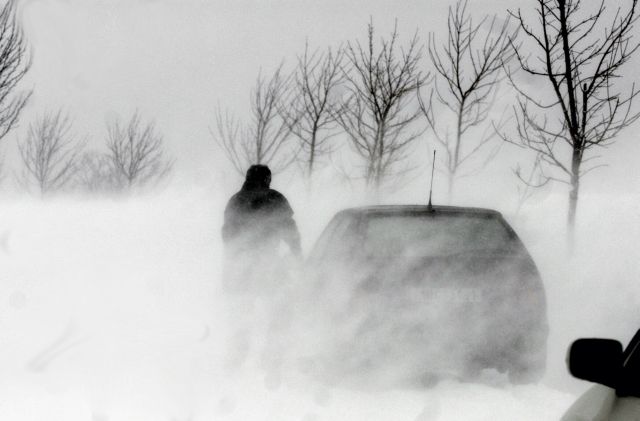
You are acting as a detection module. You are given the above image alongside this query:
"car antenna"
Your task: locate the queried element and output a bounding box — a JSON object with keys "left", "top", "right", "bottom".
{"left": 427, "top": 150, "right": 436, "bottom": 212}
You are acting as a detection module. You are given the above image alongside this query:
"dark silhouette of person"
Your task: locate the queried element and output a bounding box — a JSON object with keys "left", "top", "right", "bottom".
{"left": 222, "top": 164, "right": 301, "bottom": 293}
{"left": 221, "top": 164, "right": 301, "bottom": 380}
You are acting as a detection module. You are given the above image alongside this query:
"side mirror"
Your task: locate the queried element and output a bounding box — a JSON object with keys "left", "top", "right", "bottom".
{"left": 568, "top": 338, "right": 623, "bottom": 388}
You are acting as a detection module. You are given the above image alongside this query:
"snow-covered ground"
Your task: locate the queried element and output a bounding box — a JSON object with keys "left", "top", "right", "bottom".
{"left": 0, "top": 185, "right": 636, "bottom": 421}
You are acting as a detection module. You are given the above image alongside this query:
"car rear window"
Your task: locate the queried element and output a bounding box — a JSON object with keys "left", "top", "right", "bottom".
{"left": 308, "top": 214, "right": 358, "bottom": 262}
{"left": 364, "top": 213, "right": 514, "bottom": 257}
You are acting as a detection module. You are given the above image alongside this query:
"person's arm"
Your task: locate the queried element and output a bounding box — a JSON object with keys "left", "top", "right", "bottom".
{"left": 222, "top": 198, "right": 238, "bottom": 243}
{"left": 275, "top": 193, "right": 302, "bottom": 257}
{"left": 284, "top": 217, "right": 302, "bottom": 257}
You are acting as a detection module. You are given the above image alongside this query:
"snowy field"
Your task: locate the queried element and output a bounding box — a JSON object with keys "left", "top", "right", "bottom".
{"left": 0, "top": 184, "right": 637, "bottom": 421}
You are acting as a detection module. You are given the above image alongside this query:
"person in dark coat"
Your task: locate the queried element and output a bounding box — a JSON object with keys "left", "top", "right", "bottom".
{"left": 222, "top": 164, "right": 301, "bottom": 293}
{"left": 221, "top": 165, "right": 301, "bottom": 379}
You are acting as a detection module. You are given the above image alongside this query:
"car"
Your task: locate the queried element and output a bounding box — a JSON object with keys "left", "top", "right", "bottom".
{"left": 561, "top": 329, "right": 640, "bottom": 420}
{"left": 298, "top": 204, "right": 548, "bottom": 387}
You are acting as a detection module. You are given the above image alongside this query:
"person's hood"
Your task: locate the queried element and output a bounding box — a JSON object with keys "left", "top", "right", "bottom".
{"left": 242, "top": 165, "right": 271, "bottom": 190}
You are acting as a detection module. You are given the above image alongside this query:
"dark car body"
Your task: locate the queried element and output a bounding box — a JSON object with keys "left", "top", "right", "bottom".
{"left": 302, "top": 205, "right": 548, "bottom": 386}
{"left": 562, "top": 329, "right": 640, "bottom": 420}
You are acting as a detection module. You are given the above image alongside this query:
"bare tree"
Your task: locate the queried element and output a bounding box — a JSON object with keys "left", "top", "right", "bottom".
{"left": 18, "top": 110, "right": 85, "bottom": 195}
{"left": 504, "top": 0, "right": 639, "bottom": 240}
{"left": 0, "top": 0, "right": 31, "bottom": 143}
{"left": 213, "top": 109, "right": 247, "bottom": 175}
{"left": 420, "top": 0, "right": 516, "bottom": 200}
{"left": 106, "top": 112, "right": 173, "bottom": 190}
{"left": 76, "top": 150, "right": 119, "bottom": 193}
{"left": 514, "top": 153, "right": 549, "bottom": 215}
{"left": 285, "top": 43, "right": 345, "bottom": 181}
{"left": 214, "top": 64, "right": 296, "bottom": 175}
{"left": 336, "top": 21, "right": 427, "bottom": 189}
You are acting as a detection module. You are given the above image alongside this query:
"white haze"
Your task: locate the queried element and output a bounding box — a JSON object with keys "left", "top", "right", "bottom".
{"left": 1, "top": 177, "right": 638, "bottom": 420}
{"left": 1, "top": 0, "right": 640, "bottom": 419}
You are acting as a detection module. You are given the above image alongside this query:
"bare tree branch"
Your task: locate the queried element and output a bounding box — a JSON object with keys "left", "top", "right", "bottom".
{"left": 106, "top": 112, "right": 173, "bottom": 191}
{"left": 75, "top": 150, "right": 120, "bottom": 194}
{"left": 284, "top": 42, "right": 346, "bottom": 180}
{"left": 213, "top": 64, "right": 298, "bottom": 175}
{"left": 335, "top": 20, "right": 428, "bottom": 189}
{"left": 18, "top": 110, "right": 85, "bottom": 195}
{"left": 0, "top": 0, "right": 31, "bottom": 144}
{"left": 514, "top": 152, "right": 551, "bottom": 215}
{"left": 503, "top": 0, "right": 639, "bottom": 237}
{"left": 420, "top": 0, "right": 517, "bottom": 200}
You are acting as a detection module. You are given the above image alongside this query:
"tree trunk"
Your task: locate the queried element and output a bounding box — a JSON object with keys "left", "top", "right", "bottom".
{"left": 449, "top": 99, "right": 464, "bottom": 204}
{"left": 567, "top": 148, "right": 581, "bottom": 249}
{"left": 308, "top": 133, "right": 316, "bottom": 178}
{"left": 373, "top": 123, "right": 385, "bottom": 192}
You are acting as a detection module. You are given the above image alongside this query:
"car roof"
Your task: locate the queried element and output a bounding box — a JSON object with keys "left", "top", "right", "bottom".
{"left": 336, "top": 204, "right": 503, "bottom": 218}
